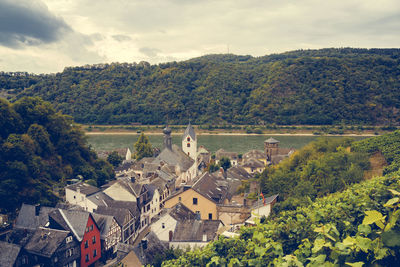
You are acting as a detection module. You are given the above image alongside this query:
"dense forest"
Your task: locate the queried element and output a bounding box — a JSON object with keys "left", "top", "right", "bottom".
{"left": 1, "top": 48, "right": 400, "bottom": 125}
{"left": 162, "top": 132, "right": 400, "bottom": 266}
{"left": 0, "top": 97, "right": 114, "bottom": 212}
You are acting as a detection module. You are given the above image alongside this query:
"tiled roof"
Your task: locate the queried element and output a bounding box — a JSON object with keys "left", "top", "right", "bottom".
{"left": 182, "top": 123, "right": 196, "bottom": 141}
{"left": 49, "top": 209, "right": 90, "bottom": 241}
{"left": 15, "top": 204, "right": 56, "bottom": 230}
{"left": 242, "top": 150, "right": 266, "bottom": 160}
{"left": 226, "top": 166, "right": 253, "bottom": 180}
{"left": 91, "top": 213, "right": 115, "bottom": 239}
{"left": 0, "top": 241, "right": 21, "bottom": 266}
{"left": 242, "top": 158, "right": 265, "bottom": 168}
{"left": 172, "top": 220, "right": 221, "bottom": 242}
{"left": 191, "top": 172, "right": 229, "bottom": 204}
{"left": 168, "top": 203, "right": 196, "bottom": 221}
{"left": 65, "top": 181, "right": 100, "bottom": 196}
{"left": 155, "top": 145, "right": 194, "bottom": 172}
{"left": 24, "top": 227, "right": 70, "bottom": 257}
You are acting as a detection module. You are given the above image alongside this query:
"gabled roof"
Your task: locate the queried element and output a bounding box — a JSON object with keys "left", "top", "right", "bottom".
{"left": 115, "top": 160, "right": 135, "bottom": 172}
{"left": 182, "top": 123, "right": 196, "bottom": 141}
{"left": 87, "top": 191, "right": 114, "bottom": 207}
{"left": 226, "top": 166, "right": 253, "bottom": 180}
{"left": 155, "top": 145, "right": 194, "bottom": 172}
{"left": 242, "top": 150, "right": 266, "bottom": 160}
{"left": 252, "top": 194, "right": 279, "bottom": 209}
{"left": 242, "top": 158, "right": 265, "bottom": 168}
{"left": 91, "top": 213, "right": 115, "bottom": 239}
{"left": 168, "top": 203, "right": 196, "bottom": 221}
{"left": 96, "top": 205, "right": 135, "bottom": 227}
{"left": 24, "top": 227, "right": 70, "bottom": 258}
{"left": 191, "top": 172, "right": 229, "bottom": 204}
{"left": 103, "top": 177, "right": 143, "bottom": 201}
{"left": 133, "top": 232, "right": 168, "bottom": 266}
{"left": 49, "top": 209, "right": 92, "bottom": 242}
{"left": 65, "top": 181, "right": 100, "bottom": 196}
{"left": 215, "top": 149, "right": 238, "bottom": 160}
{"left": 265, "top": 137, "right": 280, "bottom": 144}
{"left": 15, "top": 204, "right": 56, "bottom": 230}
{"left": 0, "top": 241, "right": 21, "bottom": 266}
{"left": 172, "top": 220, "right": 221, "bottom": 242}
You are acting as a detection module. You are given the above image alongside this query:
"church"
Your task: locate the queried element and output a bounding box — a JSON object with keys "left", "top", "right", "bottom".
{"left": 152, "top": 124, "right": 198, "bottom": 187}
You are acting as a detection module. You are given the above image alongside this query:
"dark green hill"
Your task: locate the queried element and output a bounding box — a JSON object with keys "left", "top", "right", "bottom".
{"left": 1, "top": 48, "right": 400, "bottom": 125}
{"left": 0, "top": 97, "right": 114, "bottom": 212}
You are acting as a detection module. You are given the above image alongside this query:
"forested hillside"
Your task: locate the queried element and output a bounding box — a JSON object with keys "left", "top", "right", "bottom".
{"left": 1, "top": 48, "right": 399, "bottom": 125}
{"left": 0, "top": 97, "right": 114, "bottom": 212}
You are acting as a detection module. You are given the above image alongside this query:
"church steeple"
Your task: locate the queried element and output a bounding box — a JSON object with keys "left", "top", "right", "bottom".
{"left": 163, "top": 125, "right": 172, "bottom": 150}
{"left": 182, "top": 123, "right": 196, "bottom": 160}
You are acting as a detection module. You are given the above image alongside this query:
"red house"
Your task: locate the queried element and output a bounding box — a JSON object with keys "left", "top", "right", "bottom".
{"left": 49, "top": 209, "right": 101, "bottom": 267}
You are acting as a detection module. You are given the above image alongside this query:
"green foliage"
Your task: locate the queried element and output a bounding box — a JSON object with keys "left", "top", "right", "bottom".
{"left": 0, "top": 97, "right": 114, "bottom": 212}
{"left": 352, "top": 130, "right": 400, "bottom": 175}
{"left": 134, "top": 133, "right": 153, "bottom": 160}
{"left": 261, "top": 138, "right": 369, "bottom": 212}
{"left": 107, "top": 151, "right": 123, "bottom": 167}
{"left": 6, "top": 48, "right": 400, "bottom": 125}
{"left": 218, "top": 157, "right": 232, "bottom": 171}
{"left": 163, "top": 174, "right": 400, "bottom": 266}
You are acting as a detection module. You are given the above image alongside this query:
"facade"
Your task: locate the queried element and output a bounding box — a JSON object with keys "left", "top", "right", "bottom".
{"left": 91, "top": 213, "right": 121, "bottom": 261}
{"left": 182, "top": 123, "right": 197, "bottom": 160}
{"left": 65, "top": 182, "right": 101, "bottom": 212}
{"left": 48, "top": 209, "right": 101, "bottom": 267}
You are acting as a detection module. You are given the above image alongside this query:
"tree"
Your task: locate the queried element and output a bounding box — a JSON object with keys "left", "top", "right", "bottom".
{"left": 134, "top": 133, "right": 153, "bottom": 160}
{"left": 219, "top": 157, "right": 232, "bottom": 171}
{"left": 107, "top": 151, "right": 123, "bottom": 167}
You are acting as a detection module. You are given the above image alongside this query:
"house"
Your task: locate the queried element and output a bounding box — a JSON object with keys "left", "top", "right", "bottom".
{"left": 215, "top": 149, "right": 239, "bottom": 166}
{"left": 241, "top": 158, "right": 265, "bottom": 175}
{"left": 91, "top": 213, "right": 121, "bottom": 261}
{"left": 0, "top": 241, "right": 23, "bottom": 267}
{"left": 65, "top": 182, "right": 101, "bottom": 212}
{"left": 164, "top": 172, "right": 229, "bottom": 221}
{"left": 242, "top": 150, "right": 268, "bottom": 165}
{"left": 97, "top": 147, "right": 132, "bottom": 161}
{"left": 150, "top": 202, "right": 196, "bottom": 242}
{"left": 169, "top": 219, "right": 223, "bottom": 249}
{"left": 95, "top": 201, "right": 140, "bottom": 244}
{"left": 103, "top": 177, "right": 144, "bottom": 203}
{"left": 15, "top": 204, "right": 56, "bottom": 230}
{"left": 245, "top": 194, "right": 279, "bottom": 225}
{"left": 23, "top": 227, "right": 80, "bottom": 267}
{"left": 49, "top": 209, "right": 101, "bottom": 267}
{"left": 197, "top": 146, "right": 211, "bottom": 173}
{"left": 115, "top": 160, "right": 136, "bottom": 178}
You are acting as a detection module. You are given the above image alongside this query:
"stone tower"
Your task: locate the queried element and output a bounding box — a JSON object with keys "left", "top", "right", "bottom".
{"left": 264, "top": 137, "right": 280, "bottom": 161}
{"left": 182, "top": 123, "right": 197, "bottom": 160}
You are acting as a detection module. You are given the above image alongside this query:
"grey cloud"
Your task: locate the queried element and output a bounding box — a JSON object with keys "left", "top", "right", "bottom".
{"left": 90, "top": 33, "right": 104, "bottom": 41}
{"left": 139, "top": 47, "right": 161, "bottom": 57}
{"left": 0, "top": 0, "right": 71, "bottom": 48}
{"left": 112, "top": 34, "right": 132, "bottom": 42}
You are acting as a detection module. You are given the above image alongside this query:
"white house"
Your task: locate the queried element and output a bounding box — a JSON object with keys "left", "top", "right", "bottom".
{"left": 65, "top": 182, "right": 102, "bottom": 212}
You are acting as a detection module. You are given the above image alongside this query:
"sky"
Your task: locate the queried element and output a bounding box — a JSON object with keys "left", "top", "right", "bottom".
{"left": 0, "top": 0, "right": 399, "bottom": 73}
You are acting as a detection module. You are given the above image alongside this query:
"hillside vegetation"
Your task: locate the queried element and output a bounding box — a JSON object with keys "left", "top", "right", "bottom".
{"left": 162, "top": 132, "right": 400, "bottom": 266}
{"left": 0, "top": 97, "right": 114, "bottom": 212}
{"left": 1, "top": 48, "right": 400, "bottom": 125}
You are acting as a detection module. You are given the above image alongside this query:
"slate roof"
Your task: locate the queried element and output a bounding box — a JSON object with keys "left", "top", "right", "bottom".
{"left": 215, "top": 149, "right": 238, "bottom": 160}
{"left": 15, "top": 204, "right": 56, "bottom": 230}
{"left": 65, "top": 181, "right": 100, "bottom": 196}
{"left": 182, "top": 123, "right": 196, "bottom": 141}
{"left": 2, "top": 228, "right": 35, "bottom": 247}
{"left": 0, "top": 241, "right": 21, "bottom": 267}
{"left": 150, "top": 177, "right": 168, "bottom": 194}
{"left": 191, "top": 172, "right": 229, "bottom": 204}
{"left": 115, "top": 160, "right": 135, "bottom": 172}
{"left": 242, "top": 158, "right": 265, "bottom": 168}
{"left": 24, "top": 227, "right": 70, "bottom": 258}
{"left": 243, "top": 150, "right": 266, "bottom": 160}
{"left": 226, "top": 166, "right": 253, "bottom": 180}
{"left": 49, "top": 209, "right": 91, "bottom": 242}
{"left": 133, "top": 232, "right": 168, "bottom": 266}
{"left": 107, "top": 200, "right": 140, "bottom": 219}
{"left": 87, "top": 191, "right": 114, "bottom": 207}
{"left": 155, "top": 145, "right": 194, "bottom": 172}
{"left": 252, "top": 194, "right": 279, "bottom": 209}
{"left": 168, "top": 203, "right": 196, "bottom": 221}
{"left": 265, "top": 137, "right": 280, "bottom": 144}
{"left": 172, "top": 220, "right": 221, "bottom": 242}
{"left": 91, "top": 213, "right": 115, "bottom": 240}
{"left": 96, "top": 206, "right": 133, "bottom": 227}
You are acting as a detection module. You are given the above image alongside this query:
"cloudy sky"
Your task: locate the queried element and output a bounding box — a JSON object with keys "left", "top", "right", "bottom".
{"left": 0, "top": 0, "right": 399, "bottom": 73}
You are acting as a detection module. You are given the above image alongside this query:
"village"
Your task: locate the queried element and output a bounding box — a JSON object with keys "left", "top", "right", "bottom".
{"left": 0, "top": 124, "right": 295, "bottom": 267}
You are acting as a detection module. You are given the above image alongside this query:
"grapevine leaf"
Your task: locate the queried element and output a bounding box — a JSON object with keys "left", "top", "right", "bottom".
{"left": 388, "top": 189, "right": 400, "bottom": 196}
{"left": 384, "top": 197, "right": 399, "bottom": 207}
{"left": 362, "top": 210, "right": 384, "bottom": 225}
{"left": 345, "top": 262, "right": 364, "bottom": 267}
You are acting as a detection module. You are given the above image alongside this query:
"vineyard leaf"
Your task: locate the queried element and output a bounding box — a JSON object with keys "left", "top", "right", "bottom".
{"left": 345, "top": 262, "right": 364, "bottom": 267}
{"left": 384, "top": 197, "right": 399, "bottom": 207}
{"left": 362, "top": 210, "right": 384, "bottom": 225}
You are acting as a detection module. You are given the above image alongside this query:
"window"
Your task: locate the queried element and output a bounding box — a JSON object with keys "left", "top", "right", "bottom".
{"left": 93, "top": 249, "right": 97, "bottom": 257}
{"left": 86, "top": 226, "right": 89, "bottom": 233}
{"left": 208, "top": 213, "right": 213, "bottom": 220}
{"left": 84, "top": 240, "right": 88, "bottom": 248}
{"left": 187, "top": 143, "right": 190, "bottom": 147}
{"left": 187, "top": 137, "right": 190, "bottom": 141}
{"left": 73, "top": 195, "right": 76, "bottom": 199}
{"left": 66, "top": 248, "right": 73, "bottom": 257}
{"left": 54, "top": 256, "right": 58, "bottom": 263}
{"left": 92, "top": 236, "right": 96, "bottom": 244}
{"left": 22, "top": 256, "right": 28, "bottom": 264}
{"left": 66, "top": 236, "right": 73, "bottom": 243}
{"left": 89, "top": 225, "right": 93, "bottom": 231}
{"left": 178, "top": 197, "right": 181, "bottom": 202}
{"left": 193, "top": 198, "right": 198, "bottom": 205}
{"left": 85, "top": 254, "right": 90, "bottom": 262}
{"left": 162, "top": 223, "right": 165, "bottom": 229}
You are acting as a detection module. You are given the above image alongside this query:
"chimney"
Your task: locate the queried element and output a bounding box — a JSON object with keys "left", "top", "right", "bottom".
{"left": 35, "top": 204, "right": 40, "bottom": 216}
